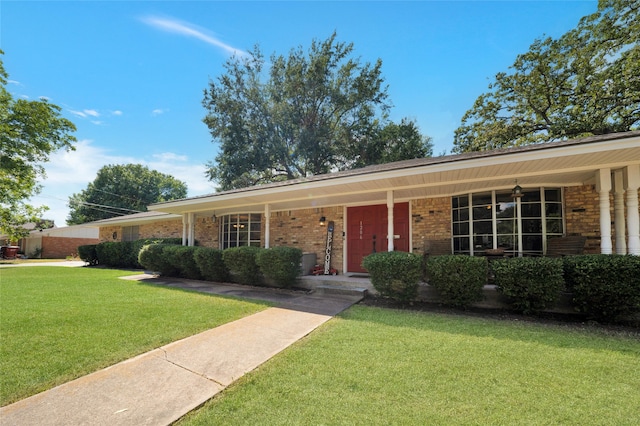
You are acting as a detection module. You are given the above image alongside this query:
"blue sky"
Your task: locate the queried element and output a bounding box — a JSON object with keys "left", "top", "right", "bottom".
{"left": 2, "top": 0, "right": 597, "bottom": 226}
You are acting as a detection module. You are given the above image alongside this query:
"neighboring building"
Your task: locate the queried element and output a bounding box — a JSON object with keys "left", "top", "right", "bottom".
{"left": 93, "top": 132, "right": 640, "bottom": 274}
{"left": 6, "top": 225, "right": 100, "bottom": 259}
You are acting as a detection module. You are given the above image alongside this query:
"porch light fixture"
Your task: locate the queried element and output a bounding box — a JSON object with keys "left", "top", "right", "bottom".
{"left": 211, "top": 213, "right": 217, "bottom": 223}
{"left": 511, "top": 180, "right": 523, "bottom": 198}
{"left": 319, "top": 216, "right": 327, "bottom": 226}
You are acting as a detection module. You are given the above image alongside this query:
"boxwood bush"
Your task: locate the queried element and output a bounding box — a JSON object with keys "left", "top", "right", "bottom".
{"left": 426, "top": 255, "right": 488, "bottom": 308}
{"left": 95, "top": 241, "right": 133, "bottom": 268}
{"left": 193, "top": 247, "right": 229, "bottom": 282}
{"left": 138, "top": 243, "right": 179, "bottom": 276}
{"left": 492, "top": 257, "right": 564, "bottom": 314}
{"left": 362, "top": 251, "right": 422, "bottom": 302}
{"left": 563, "top": 255, "right": 640, "bottom": 323}
{"left": 164, "top": 245, "right": 202, "bottom": 280}
{"left": 223, "top": 246, "right": 263, "bottom": 285}
{"left": 77, "top": 244, "right": 98, "bottom": 266}
{"left": 256, "top": 246, "right": 303, "bottom": 288}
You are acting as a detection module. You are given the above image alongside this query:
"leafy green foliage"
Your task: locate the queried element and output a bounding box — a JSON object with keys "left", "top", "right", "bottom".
{"left": 256, "top": 246, "right": 303, "bottom": 288}
{"left": 426, "top": 255, "right": 488, "bottom": 307}
{"left": 203, "top": 32, "right": 431, "bottom": 190}
{"left": 67, "top": 164, "right": 187, "bottom": 224}
{"left": 95, "top": 241, "right": 133, "bottom": 268}
{"left": 492, "top": 257, "right": 565, "bottom": 314}
{"left": 0, "top": 51, "right": 76, "bottom": 239}
{"left": 193, "top": 247, "right": 229, "bottom": 282}
{"left": 164, "top": 245, "right": 202, "bottom": 280}
{"left": 222, "top": 246, "right": 263, "bottom": 285}
{"left": 362, "top": 251, "right": 422, "bottom": 302}
{"left": 563, "top": 255, "right": 640, "bottom": 323}
{"left": 77, "top": 244, "right": 98, "bottom": 266}
{"left": 138, "top": 243, "right": 180, "bottom": 276}
{"left": 454, "top": 0, "right": 639, "bottom": 152}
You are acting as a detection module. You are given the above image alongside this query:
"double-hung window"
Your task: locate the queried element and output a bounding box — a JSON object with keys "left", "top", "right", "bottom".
{"left": 219, "top": 214, "right": 261, "bottom": 249}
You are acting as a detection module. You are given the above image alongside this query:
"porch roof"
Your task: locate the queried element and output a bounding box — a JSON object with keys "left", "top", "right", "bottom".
{"left": 149, "top": 131, "right": 640, "bottom": 217}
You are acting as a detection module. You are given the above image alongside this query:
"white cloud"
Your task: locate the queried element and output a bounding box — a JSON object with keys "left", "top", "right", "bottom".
{"left": 111, "top": 110, "right": 123, "bottom": 116}
{"left": 30, "top": 140, "right": 213, "bottom": 226}
{"left": 8, "top": 79, "right": 22, "bottom": 86}
{"left": 84, "top": 109, "right": 100, "bottom": 117}
{"left": 141, "top": 15, "right": 247, "bottom": 57}
{"left": 152, "top": 108, "right": 167, "bottom": 116}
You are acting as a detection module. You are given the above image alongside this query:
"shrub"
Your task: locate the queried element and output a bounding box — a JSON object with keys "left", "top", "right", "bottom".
{"left": 138, "top": 244, "right": 179, "bottom": 276}
{"left": 194, "top": 247, "right": 229, "bottom": 282}
{"left": 426, "top": 255, "right": 488, "bottom": 308}
{"left": 223, "top": 246, "right": 263, "bottom": 285}
{"left": 362, "top": 251, "right": 422, "bottom": 302}
{"left": 163, "top": 245, "right": 202, "bottom": 280}
{"left": 95, "top": 241, "right": 133, "bottom": 268}
{"left": 130, "top": 238, "right": 182, "bottom": 268}
{"left": 563, "top": 255, "right": 640, "bottom": 323}
{"left": 256, "top": 247, "right": 303, "bottom": 288}
{"left": 77, "top": 244, "right": 98, "bottom": 266}
{"left": 492, "top": 257, "right": 564, "bottom": 314}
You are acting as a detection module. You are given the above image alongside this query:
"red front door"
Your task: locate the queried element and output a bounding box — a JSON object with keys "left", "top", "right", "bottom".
{"left": 347, "top": 203, "right": 409, "bottom": 273}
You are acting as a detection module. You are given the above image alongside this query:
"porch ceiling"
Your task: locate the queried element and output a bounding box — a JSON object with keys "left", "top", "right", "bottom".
{"left": 149, "top": 135, "right": 640, "bottom": 217}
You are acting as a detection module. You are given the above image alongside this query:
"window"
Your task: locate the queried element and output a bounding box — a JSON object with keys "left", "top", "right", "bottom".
{"left": 219, "top": 214, "right": 262, "bottom": 249}
{"left": 452, "top": 188, "right": 563, "bottom": 256}
{"left": 122, "top": 226, "right": 139, "bottom": 242}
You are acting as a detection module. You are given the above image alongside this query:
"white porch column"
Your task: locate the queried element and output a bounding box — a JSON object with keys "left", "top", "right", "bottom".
{"left": 613, "top": 169, "right": 627, "bottom": 254}
{"left": 187, "top": 212, "right": 195, "bottom": 247}
{"left": 516, "top": 197, "right": 523, "bottom": 257}
{"left": 596, "top": 168, "right": 613, "bottom": 254}
{"left": 387, "top": 191, "right": 395, "bottom": 252}
{"left": 264, "top": 204, "right": 271, "bottom": 249}
{"left": 181, "top": 214, "right": 188, "bottom": 246}
{"left": 625, "top": 165, "right": 640, "bottom": 255}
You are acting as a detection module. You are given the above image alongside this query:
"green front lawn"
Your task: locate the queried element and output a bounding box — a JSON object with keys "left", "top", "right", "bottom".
{"left": 181, "top": 306, "right": 640, "bottom": 425}
{"left": 0, "top": 267, "right": 270, "bottom": 406}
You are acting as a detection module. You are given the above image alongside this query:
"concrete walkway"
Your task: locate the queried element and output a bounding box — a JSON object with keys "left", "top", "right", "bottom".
{"left": 1, "top": 273, "right": 363, "bottom": 425}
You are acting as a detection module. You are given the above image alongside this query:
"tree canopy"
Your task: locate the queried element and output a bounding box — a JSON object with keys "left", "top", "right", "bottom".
{"left": 203, "top": 32, "right": 431, "bottom": 190}
{"left": 0, "top": 50, "right": 77, "bottom": 242}
{"left": 67, "top": 164, "right": 188, "bottom": 225}
{"left": 453, "top": 0, "right": 639, "bottom": 153}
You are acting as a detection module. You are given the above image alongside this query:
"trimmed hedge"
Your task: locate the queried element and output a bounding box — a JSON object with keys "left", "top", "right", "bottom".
{"left": 193, "top": 247, "right": 229, "bottom": 282}
{"left": 492, "top": 257, "right": 565, "bottom": 314}
{"left": 92, "top": 238, "right": 182, "bottom": 268}
{"left": 138, "top": 243, "right": 179, "bottom": 276}
{"left": 77, "top": 244, "right": 98, "bottom": 266}
{"left": 223, "top": 246, "right": 263, "bottom": 285}
{"left": 362, "top": 251, "right": 422, "bottom": 302}
{"left": 426, "top": 255, "right": 488, "bottom": 308}
{"left": 164, "top": 245, "right": 202, "bottom": 280}
{"left": 256, "top": 247, "right": 303, "bottom": 288}
{"left": 563, "top": 255, "right": 640, "bottom": 323}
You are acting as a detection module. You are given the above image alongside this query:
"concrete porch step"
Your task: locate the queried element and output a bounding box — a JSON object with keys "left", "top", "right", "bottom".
{"left": 314, "top": 285, "right": 368, "bottom": 299}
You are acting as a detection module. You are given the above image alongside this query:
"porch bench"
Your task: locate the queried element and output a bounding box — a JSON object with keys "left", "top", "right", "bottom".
{"left": 546, "top": 236, "right": 587, "bottom": 257}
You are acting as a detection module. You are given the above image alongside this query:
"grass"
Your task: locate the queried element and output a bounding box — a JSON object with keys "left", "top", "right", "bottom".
{"left": 180, "top": 305, "right": 640, "bottom": 425}
{"left": 0, "top": 267, "right": 270, "bottom": 406}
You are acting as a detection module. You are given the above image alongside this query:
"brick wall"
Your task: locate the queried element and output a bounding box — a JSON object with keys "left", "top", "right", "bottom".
{"left": 411, "top": 197, "right": 451, "bottom": 254}
{"left": 564, "top": 184, "right": 640, "bottom": 254}
{"left": 41, "top": 236, "right": 100, "bottom": 259}
{"left": 139, "top": 220, "right": 182, "bottom": 240}
{"left": 271, "top": 207, "right": 344, "bottom": 273}
{"left": 194, "top": 217, "right": 219, "bottom": 247}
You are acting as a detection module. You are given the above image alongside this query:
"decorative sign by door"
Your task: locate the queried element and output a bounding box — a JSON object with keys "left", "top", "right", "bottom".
{"left": 323, "top": 221, "right": 335, "bottom": 275}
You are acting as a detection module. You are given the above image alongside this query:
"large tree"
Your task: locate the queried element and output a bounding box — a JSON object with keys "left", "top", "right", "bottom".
{"left": 0, "top": 50, "right": 76, "bottom": 242}
{"left": 203, "top": 32, "right": 431, "bottom": 190}
{"left": 453, "top": 0, "right": 639, "bottom": 153}
{"left": 67, "top": 164, "right": 188, "bottom": 224}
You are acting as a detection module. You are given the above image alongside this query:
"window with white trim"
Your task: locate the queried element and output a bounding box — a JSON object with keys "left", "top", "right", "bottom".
{"left": 219, "top": 213, "right": 261, "bottom": 249}
{"left": 452, "top": 188, "right": 563, "bottom": 256}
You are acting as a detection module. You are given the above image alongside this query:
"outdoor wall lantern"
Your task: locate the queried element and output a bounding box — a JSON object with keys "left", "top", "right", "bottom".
{"left": 211, "top": 213, "right": 217, "bottom": 223}
{"left": 319, "top": 216, "right": 327, "bottom": 226}
{"left": 112, "top": 232, "right": 117, "bottom": 240}
{"left": 511, "top": 180, "right": 524, "bottom": 198}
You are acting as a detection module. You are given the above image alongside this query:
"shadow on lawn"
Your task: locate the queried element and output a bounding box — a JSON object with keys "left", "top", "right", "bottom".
{"left": 350, "top": 296, "right": 640, "bottom": 354}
